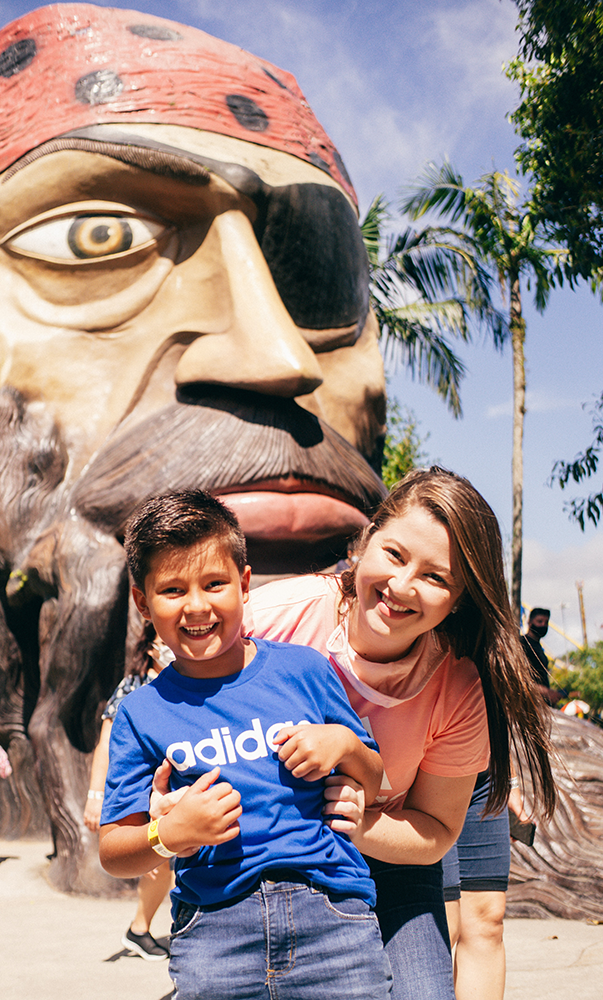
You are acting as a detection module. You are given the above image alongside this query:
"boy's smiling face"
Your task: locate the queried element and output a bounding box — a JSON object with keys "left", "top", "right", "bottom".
{"left": 132, "top": 539, "right": 252, "bottom": 678}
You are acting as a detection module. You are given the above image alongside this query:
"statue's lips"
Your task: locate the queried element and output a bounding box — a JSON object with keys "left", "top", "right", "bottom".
{"left": 217, "top": 490, "right": 369, "bottom": 542}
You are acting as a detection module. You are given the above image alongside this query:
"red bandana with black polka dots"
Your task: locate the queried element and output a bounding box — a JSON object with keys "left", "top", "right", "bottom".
{"left": 0, "top": 3, "right": 356, "bottom": 204}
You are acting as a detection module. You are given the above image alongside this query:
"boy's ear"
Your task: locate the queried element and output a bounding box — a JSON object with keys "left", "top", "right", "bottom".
{"left": 241, "top": 565, "right": 252, "bottom": 602}
{"left": 132, "top": 585, "right": 153, "bottom": 621}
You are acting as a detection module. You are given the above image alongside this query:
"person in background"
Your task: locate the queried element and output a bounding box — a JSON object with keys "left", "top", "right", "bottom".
{"left": 520, "top": 609, "right": 561, "bottom": 706}
{"left": 84, "top": 626, "right": 174, "bottom": 961}
{"left": 0, "top": 744, "right": 11, "bottom": 779}
{"left": 335, "top": 540, "right": 359, "bottom": 575}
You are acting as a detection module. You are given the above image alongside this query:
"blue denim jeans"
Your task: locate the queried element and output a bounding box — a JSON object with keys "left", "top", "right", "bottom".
{"left": 169, "top": 873, "right": 392, "bottom": 999}
{"left": 370, "top": 860, "right": 455, "bottom": 1000}
{"left": 442, "top": 777, "right": 511, "bottom": 896}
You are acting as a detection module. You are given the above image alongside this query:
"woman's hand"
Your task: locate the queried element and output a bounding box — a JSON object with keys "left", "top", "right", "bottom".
{"left": 149, "top": 758, "right": 186, "bottom": 819}
{"left": 83, "top": 797, "right": 103, "bottom": 832}
{"left": 508, "top": 785, "right": 530, "bottom": 824}
{"left": 322, "top": 773, "right": 365, "bottom": 834}
{"left": 143, "top": 863, "right": 166, "bottom": 882}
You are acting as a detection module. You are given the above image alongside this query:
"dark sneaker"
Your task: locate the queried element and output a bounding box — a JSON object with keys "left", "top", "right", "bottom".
{"left": 121, "top": 927, "right": 169, "bottom": 961}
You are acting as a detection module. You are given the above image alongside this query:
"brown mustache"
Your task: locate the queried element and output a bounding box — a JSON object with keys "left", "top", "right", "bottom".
{"left": 72, "top": 391, "right": 386, "bottom": 534}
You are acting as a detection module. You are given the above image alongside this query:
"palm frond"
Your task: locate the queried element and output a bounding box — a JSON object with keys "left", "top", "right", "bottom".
{"left": 360, "top": 189, "right": 512, "bottom": 417}
{"left": 360, "top": 195, "right": 390, "bottom": 270}
{"left": 401, "top": 161, "right": 468, "bottom": 223}
{"left": 373, "top": 299, "right": 468, "bottom": 417}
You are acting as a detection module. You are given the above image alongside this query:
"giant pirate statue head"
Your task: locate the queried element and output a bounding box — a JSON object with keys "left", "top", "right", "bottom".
{"left": 0, "top": 3, "right": 386, "bottom": 571}
{"left": 0, "top": 5, "right": 385, "bottom": 889}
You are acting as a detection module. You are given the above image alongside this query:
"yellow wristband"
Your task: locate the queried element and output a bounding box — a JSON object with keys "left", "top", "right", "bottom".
{"left": 147, "top": 818, "right": 177, "bottom": 858}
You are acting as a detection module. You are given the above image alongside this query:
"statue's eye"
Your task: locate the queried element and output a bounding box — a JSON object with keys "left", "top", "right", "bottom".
{"left": 4, "top": 213, "right": 165, "bottom": 261}
{"left": 68, "top": 216, "right": 134, "bottom": 257}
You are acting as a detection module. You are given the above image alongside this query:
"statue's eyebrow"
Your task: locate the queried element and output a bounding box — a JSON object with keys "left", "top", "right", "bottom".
{"left": 2, "top": 130, "right": 267, "bottom": 204}
{"left": 2, "top": 137, "right": 211, "bottom": 185}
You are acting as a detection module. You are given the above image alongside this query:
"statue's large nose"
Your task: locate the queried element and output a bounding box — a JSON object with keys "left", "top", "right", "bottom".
{"left": 175, "top": 210, "right": 323, "bottom": 397}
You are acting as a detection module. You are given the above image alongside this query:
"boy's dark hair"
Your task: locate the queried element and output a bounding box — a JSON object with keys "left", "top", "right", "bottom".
{"left": 124, "top": 490, "right": 247, "bottom": 589}
{"left": 529, "top": 607, "right": 550, "bottom": 621}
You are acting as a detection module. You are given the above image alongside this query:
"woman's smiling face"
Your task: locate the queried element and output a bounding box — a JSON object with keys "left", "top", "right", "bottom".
{"left": 349, "top": 505, "right": 464, "bottom": 663}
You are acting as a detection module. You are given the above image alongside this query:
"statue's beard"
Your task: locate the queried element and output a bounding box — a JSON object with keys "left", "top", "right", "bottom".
{"left": 71, "top": 389, "right": 386, "bottom": 573}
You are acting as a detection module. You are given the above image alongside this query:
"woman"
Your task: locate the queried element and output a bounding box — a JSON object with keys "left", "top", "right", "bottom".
{"left": 85, "top": 625, "right": 174, "bottom": 961}
{"left": 241, "top": 467, "right": 556, "bottom": 1000}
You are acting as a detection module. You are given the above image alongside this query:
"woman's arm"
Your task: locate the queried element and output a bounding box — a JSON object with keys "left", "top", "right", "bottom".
{"left": 346, "top": 770, "right": 476, "bottom": 865}
{"left": 83, "top": 718, "right": 113, "bottom": 832}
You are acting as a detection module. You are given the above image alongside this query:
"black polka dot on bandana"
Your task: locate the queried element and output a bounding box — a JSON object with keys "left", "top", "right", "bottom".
{"left": 308, "top": 152, "right": 331, "bottom": 174}
{"left": 75, "top": 69, "right": 124, "bottom": 105}
{"left": 226, "top": 94, "right": 269, "bottom": 132}
{"left": 333, "top": 150, "right": 352, "bottom": 186}
{"left": 262, "top": 67, "right": 287, "bottom": 90}
{"left": 127, "top": 24, "right": 182, "bottom": 41}
{"left": 0, "top": 38, "right": 36, "bottom": 78}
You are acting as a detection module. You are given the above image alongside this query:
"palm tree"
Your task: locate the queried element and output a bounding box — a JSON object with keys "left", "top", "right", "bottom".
{"left": 401, "top": 163, "right": 563, "bottom": 622}
{"left": 361, "top": 194, "right": 494, "bottom": 418}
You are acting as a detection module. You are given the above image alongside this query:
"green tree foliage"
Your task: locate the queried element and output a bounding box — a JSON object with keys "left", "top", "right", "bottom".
{"left": 509, "top": 4, "right": 603, "bottom": 530}
{"left": 550, "top": 661, "right": 582, "bottom": 702}
{"left": 382, "top": 401, "right": 429, "bottom": 491}
{"left": 550, "top": 391, "right": 603, "bottom": 528}
{"left": 563, "top": 641, "right": 603, "bottom": 717}
{"left": 401, "top": 163, "right": 561, "bottom": 621}
{"left": 508, "top": 1, "right": 603, "bottom": 279}
{"left": 510, "top": 4, "right": 603, "bottom": 528}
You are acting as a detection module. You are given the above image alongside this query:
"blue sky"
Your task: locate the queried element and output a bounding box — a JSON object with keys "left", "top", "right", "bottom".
{"left": 3, "top": 0, "right": 602, "bottom": 656}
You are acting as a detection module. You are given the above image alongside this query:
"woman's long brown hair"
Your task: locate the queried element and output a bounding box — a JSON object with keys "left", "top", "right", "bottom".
{"left": 339, "top": 466, "right": 556, "bottom": 819}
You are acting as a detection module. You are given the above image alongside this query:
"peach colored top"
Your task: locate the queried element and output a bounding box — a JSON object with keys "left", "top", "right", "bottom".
{"left": 244, "top": 574, "right": 489, "bottom": 811}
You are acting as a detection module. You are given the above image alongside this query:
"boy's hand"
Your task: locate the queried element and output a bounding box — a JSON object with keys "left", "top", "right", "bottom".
{"left": 273, "top": 724, "right": 355, "bottom": 782}
{"left": 158, "top": 766, "right": 242, "bottom": 854}
{"left": 322, "top": 774, "right": 366, "bottom": 834}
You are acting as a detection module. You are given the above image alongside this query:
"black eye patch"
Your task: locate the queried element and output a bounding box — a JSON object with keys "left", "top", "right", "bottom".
{"left": 13, "top": 129, "right": 369, "bottom": 335}
{"left": 254, "top": 183, "right": 369, "bottom": 333}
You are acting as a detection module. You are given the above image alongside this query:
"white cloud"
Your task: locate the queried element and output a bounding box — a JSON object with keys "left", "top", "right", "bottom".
{"left": 487, "top": 391, "right": 582, "bottom": 419}
{"left": 426, "top": 0, "right": 518, "bottom": 103}
{"left": 487, "top": 398, "right": 512, "bottom": 417}
{"left": 523, "top": 534, "right": 603, "bottom": 658}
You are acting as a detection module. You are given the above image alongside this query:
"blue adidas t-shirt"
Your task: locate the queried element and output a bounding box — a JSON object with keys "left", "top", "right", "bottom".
{"left": 102, "top": 638, "right": 378, "bottom": 907}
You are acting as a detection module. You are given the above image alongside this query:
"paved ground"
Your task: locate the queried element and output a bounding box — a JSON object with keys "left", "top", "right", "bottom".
{"left": 2, "top": 837, "right": 602, "bottom": 999}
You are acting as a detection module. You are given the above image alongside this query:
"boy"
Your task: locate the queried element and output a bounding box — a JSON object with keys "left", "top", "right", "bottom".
{"left": 99, "top": 490, "right": 391, "bottom": 999}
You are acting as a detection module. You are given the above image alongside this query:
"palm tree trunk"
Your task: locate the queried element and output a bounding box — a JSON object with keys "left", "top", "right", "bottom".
{"left": 510, "top": 275, "right": 525, "bottom": 625}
